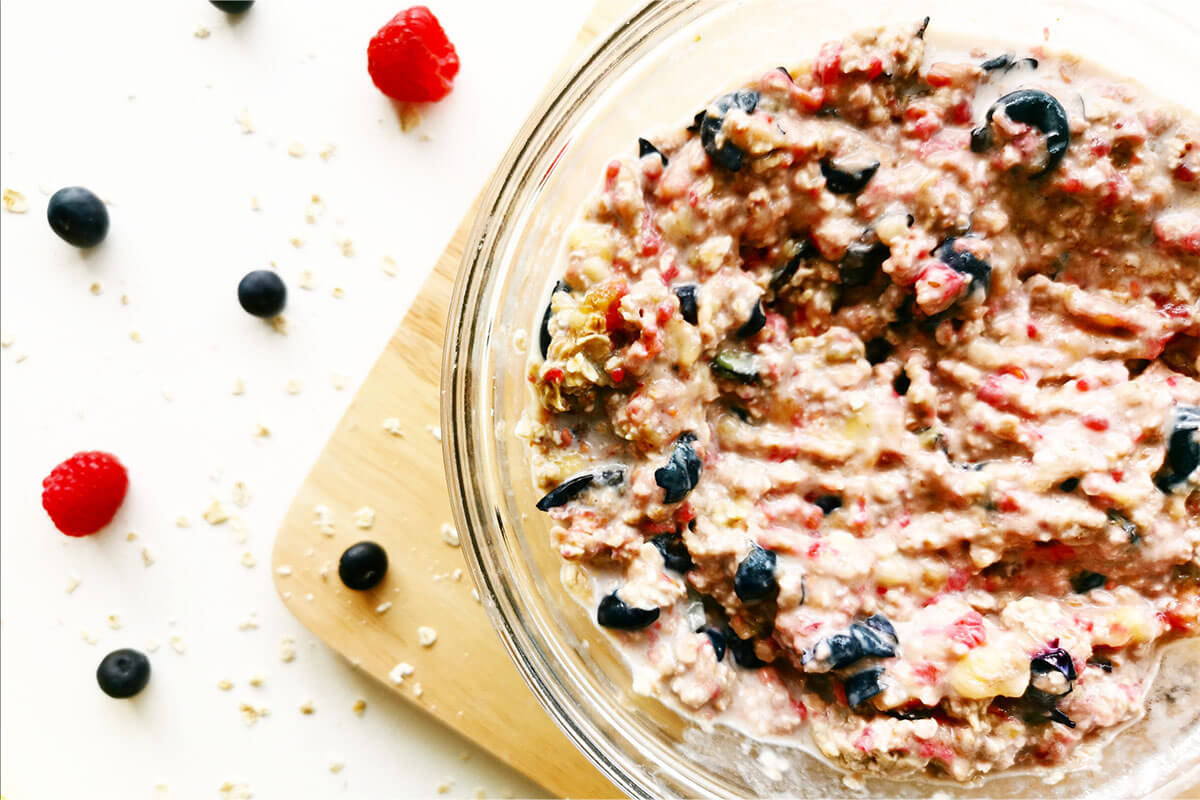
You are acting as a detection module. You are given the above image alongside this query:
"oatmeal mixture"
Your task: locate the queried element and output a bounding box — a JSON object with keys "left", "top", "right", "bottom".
{"left": 519, "top": 20, "right": 1200, "bottom": 781}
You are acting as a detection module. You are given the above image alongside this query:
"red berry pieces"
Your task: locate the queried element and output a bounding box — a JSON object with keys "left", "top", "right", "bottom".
{"left": 367, "top": 6, "right": 459, "bottom": 103}
{"left": 41, "top": 451, "right": 128, "bottom": 537}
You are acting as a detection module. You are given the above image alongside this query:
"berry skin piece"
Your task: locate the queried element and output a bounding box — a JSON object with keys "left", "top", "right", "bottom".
{"left": 47, "top": 187, "right": 109, "bottom": 248}
{"left": 367, "top": 6, "right": 460, "bottom": 103}
{"left": 339, "top": 541, "right": 389, "bottom": 590}
{"left": 97, "top": 648, "right": 151, "bottom": 698}
{"left": 237, "top": 270, "right": 287, "bottom": 318}
{"left": 41, "top": 451, "right": 128, "bottom": 537}
{"left": 210, "top": 0, "right": 254, "bottom": 12}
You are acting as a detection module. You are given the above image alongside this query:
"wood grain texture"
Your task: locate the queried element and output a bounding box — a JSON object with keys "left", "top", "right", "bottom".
{"left": 271, "top": 2, "right": 634, "bottom": 798}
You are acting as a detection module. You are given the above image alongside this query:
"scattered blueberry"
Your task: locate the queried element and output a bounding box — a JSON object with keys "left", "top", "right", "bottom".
{"left": 840, "top": 237, "right": 890, "bottom": 287}
{"left": 820, "top": 157, "right": 880, "bottom": 195}
{"left": 1088, "top": 657, "right": 1113, "bottom": 673}
{"left": 893, "top": 370, "right": 911, "bottom": 396}
{"left": 536, "top": 466, "right": 625, "bottom": 511}
{"left": 736, "top": 300, "right": 767, "bottom": 338}
{"left": 338, "top": 541, "right": 388, "bottom": 590}
{"left": 726, "top": 628, "right": 767, "bottom": 668}
{"left": 935, "top": 238, "right": 991, "bottom": 294}
{"left": 701, "top": 626, "right": 727, "bottom": 662}
{"left": 859, "top": 613, "right": 898, "bottom": 645}
{"left": 711, "top": 350, "right": 759, "bottom": 383}
{"left": 1155, "top": 405, "right": 1199, "bottom": 492}
{"left": 734, "top": 545, "right": 777, "bottom": 602}
{"left": 769, "top": 239, "right": 814, "bottom": 291}
{"left": 674, "top": 284, "right": 699, "bottom": 325}
{"left": 596, "top": 591, "right": 659, "bottom": 630}
{"left": 655, "top": 433, "right": 702, "bottom": 504}
{"left": 1070, "top": 570, "right": 1107, "bottom": 594}
{"left": 1106, "top": 509, "right": 1141, "bottom": 544}
{"left": 237, "top": 270, "right": 287, "bottom": 318}
{"left": 651, "top": 532, "right": 694, "bottom": 573}
{"left": 539, "top": 280, "right": 570, "bottom": 358}
{"left": 971, "top": 89, "right": 1070, "bottom": 175}
{"left": 864, "top": 337, "right": 892, "bottom": 365}
{"left": 820, "top": 632, "right": 861, "bottom": 670}
{"left": 637, "top": 137, "right": 668, "bottom": 166}
{"left": 210, "top": 1, "right": 254, "bottom": 12}
{"left": 1058, "top": 477, "right": 1080, "bottom": 493}
{"left": 814, "top": 615, "right": 898, "bottom": 670}
{"left": 47, "top": 187, "right": 109, "bottom": 248}
{"left": 844, "top": 667, "right": 886, "bottom": 707}
{"left": 775, "top": 66, "right": 793, "bottom": 81}
{"left": 96, "top": 648, "right": 151, "bottom": 699}
{"left": 979, "top": 53, "right": 1038, "bottom": 72}
{"left": 1046, "top": 707, "right": 1077, "bottom": 728}
{"left": 813, "top": 495, "right": 842, "bottom": 515}
{"left": 698, "top": 90, "right": 759, "bottom": 171}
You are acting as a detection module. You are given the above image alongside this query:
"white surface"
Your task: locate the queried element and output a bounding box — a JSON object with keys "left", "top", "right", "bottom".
{"left": 0, "top": 1, "right": 594, "bottom": 797}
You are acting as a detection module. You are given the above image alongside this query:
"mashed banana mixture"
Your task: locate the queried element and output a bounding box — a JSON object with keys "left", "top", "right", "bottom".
{"left": 519, "top": 20, "right": 1199, "bottom": 781}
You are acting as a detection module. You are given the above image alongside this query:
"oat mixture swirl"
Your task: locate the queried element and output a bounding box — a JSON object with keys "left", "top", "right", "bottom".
{"left": 519, "top": 21, "right": 1200, "bottom": 781}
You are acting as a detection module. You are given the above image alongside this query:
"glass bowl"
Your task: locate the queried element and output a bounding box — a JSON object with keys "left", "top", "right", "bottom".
{"left": 441, "top": 1, "right": 1200, "bottom": 796}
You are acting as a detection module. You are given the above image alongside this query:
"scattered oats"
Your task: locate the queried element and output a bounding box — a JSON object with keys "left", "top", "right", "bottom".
{"left": 236, "top": 108, "right": 255, "bottom": 134}
{"left": 253, "top": 423, "right": 271, "bottom": 438}
{"left": 318, "top": 561, "right": 331, "bottom": 581}
{"left": 250, "top": 195, "right": 260, "bottom": 211}
{"left": 238, "top": 613, "right": 260, "bottom": 631}
{"left": 352, "top": 698, "right": 367, "bottom": 716}
{"left": 426, "top": 424, "right": 442, "bottom": 442}
{"left": 375, "top": 601, "right": 392, "bottom": 615}
{"left": 154, "top": 782, "right": 169, "bottom": 798}
{"left": 161, "top": 390, "right": 174, "bottom": 403}
{"left": 218, "top": 781, "right": 253, "bottom": 800}
{"left": 458, "top": 752, "right": 472, "bottom": 763}
{"left": 121, "top": 293, "right": 130, "bottom": 305}
{"left": 203, "top": 499, "right": 230, "bottom": 525}
{"left": 319, "top": 143, "right": 336, "bottom": 160}
{"left": 279, "top": 635, "right": 297, "bottom": 663}
{"left": 240, "top": 551, "right": 256, "bottom": 568}
{"left": 452, "top": 568, "right": 463, "bottom": 581}
{"left": 440, "top": 523, "right": 460, "bottom": 547}
{"left": 65, "top": 574, "right": 81, "bottom": 594}
{"left": 328, "top": 757, "right": 345, "bottom": 774}
{"left": 330, "top": 286, "right": 345, "bottom": 299}
{"left": 299, "top": 699, "right": 316, "bottom": 715}
{"left": 230, "top": 517, "right": 250, "bottom": 544}
{"left": 124, "top": 531, "right": 138, "bottom": 542}
{"left": 297, "top": 269, "right": 315, "bottom": 290}
{"left": 169, "top": 635, "right": 186, "bottom": 653}
{"left": 2, "top": 188, "right": 28, "bottom": 213}
{"left": 232, "top": 377, "right": 246, "bottom": 396}
{"left": 435, "top": 779, "right": 453, "bottom": 794}
{"left": 89, "top": 281, "right": 102, "bottom": 296}
{"left": 388, "top": 662, "right": 414, "bottom": 684}
{"left": 146, "top": 637, "right": 160, "bottom": 652}
{"left": 381, "top": 255, "right": 398, "bottom": 277}
{"left": 313, "top": 505, "right": 335, "bottom": 535}
{"left": 248, "top": 674, "right": 265, "bottom": 688}
{"left": 129, "top": 330, "right": 143, "bottom": 343}
{"left": 285, "top": 378, "right": 303, "bottom": 395}
{"left": 417, "top": 626, "right": 438, "bottom": 647}
{"left": 353, "top": 506, "right": 376, "bottom": 530}
{"left": 107, "top": 614, "right": 122, "bottom": 630}
{"left": 287, "top": 141, "right": 306, "bottom": 158}
{"left": 471, "top": 589, "right": 481, "bottom": 603}
{"left": 176, "top": 516, "right": 192, "bottom": 528}
{"left": 276, "top": 565, "right": 293, "bottom": 577}
{"left": 141, "top": 546, "right": 156, "bottom": 567}
{"left": 81, "top": 630, "right": 99, "bottom": 645}
{"left": 412, "top": 682, "right": 424, "bottom": 698}
{"left": 382, "top": 417, "right": 404, "bottom": 436}
{"left": 289, "top": 236, "right": 304, "bottom": 248}
{"left": 399, "top": 102, "right": 422, "bottom": 132}
{"left": 0, "top": 331, "right": 12, "bottom": 347}
{"left": 269, "top": 314, "right": 288, "bottom": 335}
{"left": 473, "top": 790, "right": 487, "bottom": 800}
{"left": 217, "top": 679, "right": 234, "bottom": 692}
{"left": 14, "top": 352, "right": 28, "bottom": 363}
{"left": 194, "top": 25, "right": 211, "bottom": 38}
{"left": 304, "top": 593, "right": 314, "bottom": 601}
{"left": 239, "top": 703, "right": 269, "bottom": 726}
{"left": 331, "top": 372, "right": 347, "bottom": 391}
{"left": 335, "top": 236, "right": 355, "bottom": 258}
{"left": 232, "top": 481, "right": 251, "bottom": 508}
{"left": 305, "top": 194, "right": 325, "bottom": 223}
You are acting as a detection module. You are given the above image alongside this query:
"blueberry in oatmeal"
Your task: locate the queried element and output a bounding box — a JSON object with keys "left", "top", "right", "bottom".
{"left": 522, "top": 18, "right": 1200, "bottom": 782}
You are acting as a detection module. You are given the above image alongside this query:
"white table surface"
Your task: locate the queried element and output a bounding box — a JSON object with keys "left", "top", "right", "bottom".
{"left": 0, "top": 1, "right": 594, "bottom": 797}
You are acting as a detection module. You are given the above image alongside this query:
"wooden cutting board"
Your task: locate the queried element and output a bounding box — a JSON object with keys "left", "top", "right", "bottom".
{"left": 270, "top": 2, "right": 635, "bottom": 798}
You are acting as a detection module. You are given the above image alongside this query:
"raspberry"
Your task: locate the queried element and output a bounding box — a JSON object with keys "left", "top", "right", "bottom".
{"left": 367, "top": 6, "right": 459, "bottom": 103}
{"left": 41, "top": 451, "right": 128, "bottom": 537}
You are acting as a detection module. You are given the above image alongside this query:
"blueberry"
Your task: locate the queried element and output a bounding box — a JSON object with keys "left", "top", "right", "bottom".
{"left": 1106, "top": 509, "right": 1141, "bottom": 544}
{"left": 654, "top": 433, "right": 701, "bottom": 504}
{"left": 674, "top": 284, "right": 699, "bottom": 325}
{"left": 711, "top": 350, "right": 758, "bottom": 383}
{"left": 821, "top": 632, "right": 863, "bottom": 670}
{"left": 859, "top": 613, "right": 898, "bottom": 645}
{"left": 820, "top": 157, "right": 880, "bottom": 195}
{"left": 840, "top": 237, "right": 890, "bottom": 287}
{"left": 769, "top": 239, "right": 815, "bottom": 292}
{"left": 813, "top": 495, "right": 842, "bottom": 515}
{"left": 47, "top": 187, "right": 109, "bottom": 248}
{"left": 539, "top": 280, "right": 570, "bottom": 358}
{"left": 844, "top": 667, "right": 886, "bottom": 707}
{"left": 971, "top": 89, "right": 1070, "bottom": 175}
{"left": 96, "top": 648, "right": 151, "bottom": 699}
{"left": 1027, "top": 648, "right": 1077, "bottom": 710}
{"left": 864, "top": 337, "right": 892, "bottom": 365}
{"left": 211, "top": 1, "right": 254, "bottom": 12}
{"left": 850, "top": 619, "right": 897, "bottom": 660}
{"left": 892, "top": 370, "right": 911, "bottom": 396}
{"left": 1070, "top": 570, "right": 1107, "bottom": 594}
{"left": 734, "top": 545, "right": 777, "bottom": 602}
{"left": 979, "top": 53, "right": 1038, "bottom": 72}
{"left": 726, "top": 628, "right": 767, "bottom": 668}
{"left": 701, "top": 626, "right": 727, "bottom": 662}
{"left": 1058, "top": 477, "right": 1080, "bottom": 493}
{"left": 651, "top": 532, "right": 694, "bottom": 573}
{"left": 597, "top": 591, "right": 659, "bottom": 630}
{"left": 637, "top": 137, "right": 668, "bottom": 166}
{"left": 536, "top": 466, "right": 625, "bottom": 511}
{"left": 1155, "top": 405, "right": 1199, "bottom": 492}
{"left": 338, "top": 541, "right": 388, "bottom": 590}
{"left": 237, "top": 270, "right": 287, "bottom": 318}
{"left": 1046, "top": 707, "right": 1076, "bottom": 728}
{"left": 699, "top": 90, "right": 759, "bottom": 171}
{"left": 935, "top": 238, "right": 991, "bottom": 294}
{"left": 736, "top": 300, "right": 766, "bottom": 338}
{"left": 1031, "top": 647, "right": 1077, "bottom": 683}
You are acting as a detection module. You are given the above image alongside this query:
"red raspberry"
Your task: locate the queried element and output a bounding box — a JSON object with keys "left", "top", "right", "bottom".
{"left": 41, "top": 451, "right": 129, "bottom": 537}
{"left": 367, "top": 6, "right": 459, "bottom": 103}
